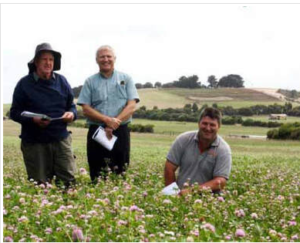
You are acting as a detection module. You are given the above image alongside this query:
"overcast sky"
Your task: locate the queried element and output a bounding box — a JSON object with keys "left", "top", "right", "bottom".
{"left": 1, "top": 3, "right": 300, "bottom": 104}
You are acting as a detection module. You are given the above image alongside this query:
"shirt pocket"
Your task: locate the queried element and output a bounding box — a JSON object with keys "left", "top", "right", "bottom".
{"left": 117, "top": 82, "right": 128, "bottom": 100}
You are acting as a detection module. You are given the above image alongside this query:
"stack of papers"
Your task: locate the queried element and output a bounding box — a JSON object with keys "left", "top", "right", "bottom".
{"left": 161, "top": 182, "right": 180, "bottom": 195}
{"left": 92, "top": 126, "right": 118, "bottom": 151}
{"left": 21, "top": 111, "right": 63, "bottom": 121}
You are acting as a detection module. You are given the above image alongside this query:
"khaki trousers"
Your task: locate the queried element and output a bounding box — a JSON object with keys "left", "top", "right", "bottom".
{"left": 21, "top": 135, "right": 76, "bottom": 186}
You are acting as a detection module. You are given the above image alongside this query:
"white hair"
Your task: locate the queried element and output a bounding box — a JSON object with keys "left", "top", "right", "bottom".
{"left": 95, "top": 45, "right": 116, "bottom": 58}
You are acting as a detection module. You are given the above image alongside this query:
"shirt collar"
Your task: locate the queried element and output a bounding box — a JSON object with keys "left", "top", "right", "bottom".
{"left": 211, "top": 135, "right": 220, "bottom": 146}
{"left": 33, "top": 72, "right": 55, "bottom": 81}
{"left": 193, "top": 131, "right": 220, "bottom": 147}
{"left": 193, "top": 132, "right": 199, "bottom": 142}
{"left": 99, "top": 70, "right": 115, "bottom": 79}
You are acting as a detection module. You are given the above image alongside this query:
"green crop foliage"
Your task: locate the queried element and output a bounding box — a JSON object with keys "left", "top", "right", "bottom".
{"left": 3, "top": 120, "right": 300, "bottom": 242}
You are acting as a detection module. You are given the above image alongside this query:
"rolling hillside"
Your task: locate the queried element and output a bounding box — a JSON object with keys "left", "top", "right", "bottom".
{"left": 3, "top": 88, "right": 296, "bottom": 116}
{"left": 137, "top": 88, "right": 287, "bottom": 109}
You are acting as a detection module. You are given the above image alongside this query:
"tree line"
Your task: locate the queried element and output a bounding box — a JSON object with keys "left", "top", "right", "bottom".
{"left": 133, "top": 102, "right": 300, "bottom": 123}
{"left": 71, "top": 74, "right": 245, "bottom": 97}
{"left": 277, "top": 89, "right": 300, "bottom": 101}
{"left": 135, "top": 74, "right": 245, "bottom": 89}
{"left": 70, "top": 121, "right": 154, "bottom": 133}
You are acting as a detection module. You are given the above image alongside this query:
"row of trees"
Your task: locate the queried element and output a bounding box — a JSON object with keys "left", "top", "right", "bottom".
{"left": 73, "top": 85, "right": 83, "bottom": 98}
{"left": 70, "top": 121, "right": 154, "bottom": 133}
{"left": 135, "top": 82, "right": 162, "bottom": 89}
{"left": 220, "top": 102, "right": 299, "bottom": 116}
{"left": 133, "top": 102, "right": 300, "bottom": 123}
{"left": 135, "top": 74, "right": 245, "bottom": 89}
{"left": 222, "top": 116, "right": 282, "bottom": 128}
{"left": 71, "top": 74, "right": 246, "bottom": 96}
{"left": 277, "top": 89, "right": 300, "bottom": 99}
{"left": 133, "top": 104, "right": 284, "bottom": 128}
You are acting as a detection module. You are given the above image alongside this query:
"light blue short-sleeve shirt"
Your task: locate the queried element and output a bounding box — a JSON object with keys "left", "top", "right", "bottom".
{"left": 77, "top": 70, "right": 140, "bottom": 126}
{"left": 167, "top": 131, "right": 232, "bottom": 189}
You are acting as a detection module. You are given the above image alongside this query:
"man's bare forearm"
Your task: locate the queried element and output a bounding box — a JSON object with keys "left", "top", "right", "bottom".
{"left": 198, "top": 177, "right": 226, "bottom": 192}
{"left": 81, "top": 104, "right": 120, "bottom": 129}
{"left": 116, "top": 100, "right": 137, "bottom": 122}
{"left": 179, "top": 177, "right": 226, "bottom": 196}
{"left": 164, "top": 160, "right": 178, "bottom": 186}
{"left": 82, "top": 104, "right": 110, "bottom": 123}
{"left": 165, "top": 170, "right": 176, "bottom": 186}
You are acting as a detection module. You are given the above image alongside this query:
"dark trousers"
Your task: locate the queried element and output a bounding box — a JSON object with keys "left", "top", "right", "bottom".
{"left": 87, "top": 124, "right": 130, "bottom": 182}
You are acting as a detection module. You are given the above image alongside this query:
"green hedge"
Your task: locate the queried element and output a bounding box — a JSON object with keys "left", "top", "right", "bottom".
{"left": 69, "top": 121, "right": 154, "bottom": 133}
{"left": 242, "top": 119, "right": 281, "bottom": 128}
{"left": 267, "top": 122, "right": 300, "bottom": 140}
{"left": 128, "top": 124, "right": 154, "bottom": 133}
{"left": 222, "top": 116, "right": 243, "bottom": 125}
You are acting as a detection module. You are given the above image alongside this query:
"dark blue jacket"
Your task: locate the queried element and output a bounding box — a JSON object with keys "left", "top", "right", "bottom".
{"left": 10, "top": 72, "right": 77, "bottom": 143}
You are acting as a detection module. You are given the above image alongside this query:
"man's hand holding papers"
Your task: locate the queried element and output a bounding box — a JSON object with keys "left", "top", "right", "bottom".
{"left": 21, "top": 111, "right": 64, "bottom": 128}
{"left": 161, "top": 182, "right": 180, "bottom": 195}
{"left": 21, "top": 111, "right": 64, "bottom": 121}
{"left": 92, "top": 126, "right": 118, "bottom": 151}
{"left": 105, "top": 127, "right": 113, "bottom": 140}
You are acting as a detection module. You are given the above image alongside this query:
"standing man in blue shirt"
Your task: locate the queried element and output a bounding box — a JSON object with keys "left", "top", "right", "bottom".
{"left": 10, "top": 43, "right": 77, "bottom": 187}
{"left": 77, "top": 45, "right": 140, "bottom": 182}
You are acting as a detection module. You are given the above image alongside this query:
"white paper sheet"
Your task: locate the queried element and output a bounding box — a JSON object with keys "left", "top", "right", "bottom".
{"left": 161, "top": 182, "right": 180, "bottom": 195}
{"left": 92, "top": 126, "right": 118, "bottom": 151}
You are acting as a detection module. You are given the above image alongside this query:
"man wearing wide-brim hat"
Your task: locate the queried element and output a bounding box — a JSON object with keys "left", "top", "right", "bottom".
{"left": 10, "top": 43, "right": 78, "bottom": 188}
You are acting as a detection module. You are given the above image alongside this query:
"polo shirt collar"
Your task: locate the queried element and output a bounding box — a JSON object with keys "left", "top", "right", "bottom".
{"left": 211, "top": 135, "right": 220, "bottom": 146}
{"left": 33, "top": 72, "right": 56, "bottom": 81}
{"left": 193, "top": 131, "right": 220, "bottom": 147}
{"left": 193, "top": 132, "right": 199, "bottom": 142}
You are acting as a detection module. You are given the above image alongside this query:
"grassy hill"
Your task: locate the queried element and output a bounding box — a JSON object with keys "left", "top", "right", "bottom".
{"left": 137, "top": 88, "right": 289, "bottom": 109}
{"left": 3, "top": 88, "right": 298, "bottom": 116}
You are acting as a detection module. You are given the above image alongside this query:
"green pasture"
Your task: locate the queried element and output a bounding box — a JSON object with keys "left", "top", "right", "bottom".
{"left": 71, "top": 118, "right": 272, "bottom": 136}
{"left": 133, "top": 118, "right": 274, "bottom": 136}
{"left": 166, "top": 88, "right": 277, "bottom": 100}
{"left": 3, "top": 119, "right": 300, "bottom": 177}
{"left": 3, "top": 119, "right": 299, "bottom": 167}
{"left": 137, "top": 89, "right": 187, "bottom": 109}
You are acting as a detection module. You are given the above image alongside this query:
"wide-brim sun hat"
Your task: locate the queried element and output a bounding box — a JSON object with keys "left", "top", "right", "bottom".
{"left": 28, "top": 43, "right": 61, "bottom": 73}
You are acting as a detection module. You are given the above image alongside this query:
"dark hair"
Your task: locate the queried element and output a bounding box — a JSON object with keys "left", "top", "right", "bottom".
{"left": 199, "top": 107, "right": 222, "bottom": 126}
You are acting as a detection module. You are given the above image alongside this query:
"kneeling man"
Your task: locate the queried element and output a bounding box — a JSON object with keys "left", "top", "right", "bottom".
{"left": 164, "top": 107, "right": 232, "bottom": 196}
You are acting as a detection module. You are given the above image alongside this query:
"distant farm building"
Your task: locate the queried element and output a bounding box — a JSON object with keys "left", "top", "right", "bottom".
{"left": 269, "top": 114, "right": 287, "bottom": 120}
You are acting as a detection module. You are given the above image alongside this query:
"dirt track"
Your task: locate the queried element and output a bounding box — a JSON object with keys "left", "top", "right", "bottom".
{"left": 250, "top": 88, "right": 284, "bottom": 100}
